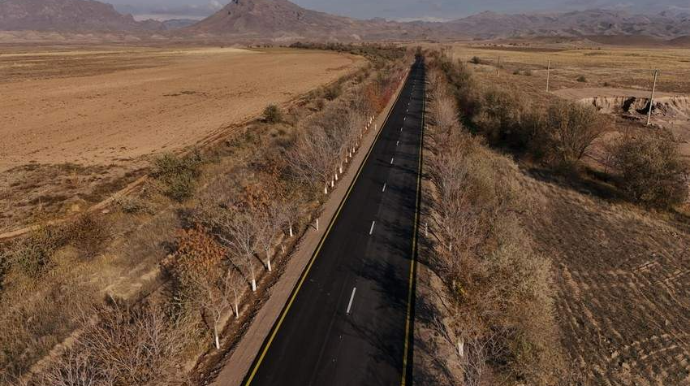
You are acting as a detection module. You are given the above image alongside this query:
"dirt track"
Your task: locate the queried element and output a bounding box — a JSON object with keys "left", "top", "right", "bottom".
{"left": 0, "top": 47, "right": 361, "bottom": 171}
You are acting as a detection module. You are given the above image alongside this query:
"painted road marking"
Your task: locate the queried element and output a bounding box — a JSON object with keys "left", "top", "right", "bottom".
{"left": 382, "top": 183, "right": 387, "bottom": 192}
{"left": 390, "top": 158, "right": 395, "bottom": 164}
{"left": 346, "top": 288, "right": 357, "bottom": 315}
{"left": 369, "top": 221, "right": 376, "bottom": 235}
{"left": 401, "top": 64, "right": 425, "bottom": 386}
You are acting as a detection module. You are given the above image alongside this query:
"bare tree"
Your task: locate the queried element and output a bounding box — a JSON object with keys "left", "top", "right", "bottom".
{"left": 36, "top": 351, "right": 104, "bottom": 386}
{"left": 225, "top": 268, "right": 245, "bottom": 318}
{"left": 191, "top": 271, "right": 232, "bottom": 350}
{"left": 287, "top": 125, "right": 335, "bottom": 195}
{"left": 256, "top": 202, "right": 287, "bottom": 272}
{"left": 216, "top": 211, "right": 262, "bottom": 292}
{"left": 280, "top": 199, "right": 301, "bottom": 239}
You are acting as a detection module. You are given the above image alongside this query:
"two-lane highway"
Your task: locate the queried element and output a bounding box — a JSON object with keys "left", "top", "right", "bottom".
{"left": 243, "top": 57, "right": 425, "bottom": 386}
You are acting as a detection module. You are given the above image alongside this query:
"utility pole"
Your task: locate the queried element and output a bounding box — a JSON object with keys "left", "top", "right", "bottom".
{"left": 647, "top": 69, "right": 659, "bottom": 127}
{"left": 546, "top": 60, "right": 551, "bottom": 93}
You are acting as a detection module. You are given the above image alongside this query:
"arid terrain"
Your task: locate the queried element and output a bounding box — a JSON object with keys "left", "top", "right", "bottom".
{"left": 444, "top": 42, "right": 690, "bottom": 157}
{"left": 431, "top": 43, "right": 690, "bottom": 384}
{"left": 0, "top": 46, "right": 362, "bottom": 233}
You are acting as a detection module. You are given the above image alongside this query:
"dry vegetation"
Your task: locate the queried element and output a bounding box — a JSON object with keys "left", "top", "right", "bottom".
{"left": 415, "top": 57, "right": 565, "bottom": 386}
{"left": 417, "top": 43, "right": 690, "bottom": 385}
{"left": 0, "top": 46, "right": 362, "bottom": 233}
{"left": 444, "top": 43, "right": 690, "bottom": 95}
{"left": 0, "top": 44, "right": 410, "bottom": 385}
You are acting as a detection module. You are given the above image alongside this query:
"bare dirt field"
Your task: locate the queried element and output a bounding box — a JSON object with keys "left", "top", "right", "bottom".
{"left": 519, "top": 170, "right": 690, "bottom": 385}
{"left": 0, "top": 46, "right": 362, "bottom": 232}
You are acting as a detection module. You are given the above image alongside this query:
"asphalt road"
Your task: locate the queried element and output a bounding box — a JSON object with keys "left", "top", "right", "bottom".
{"left": 244, "top": 58, "right": 425, "bottom": 386}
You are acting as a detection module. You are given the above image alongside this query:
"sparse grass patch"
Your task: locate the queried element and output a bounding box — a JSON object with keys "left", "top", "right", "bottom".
{"left": 114, "top": 195, "right": 153, "bottom": 214}
{"left": 10, "top": 225, "right": 66, "bottom": 278}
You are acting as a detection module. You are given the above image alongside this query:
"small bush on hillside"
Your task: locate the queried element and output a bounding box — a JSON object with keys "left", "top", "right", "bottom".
{"left": 153, "top": 152, "right": 204, "bottom": 202}
{"left": 114, "top": 196, "right": 152, "bottom": 214}
{"left": 65, "top": 213, "right": 109, "bottom": 259}
{"left": 577, "top": 75, "right": 587, "bottom": 83}
{"left": 513, "top": 69, "right": 522, "bottom": 75}
{"left": 611, "top": 132, "right": 689, "bottom": 208}
{"left": 477, "top": 88, "right": 528, "bottom": 144}
{"left": 543, "top": 101, "right": 603, "bottom": 168}
{"left": 470, "top": 56, "right": 482, "bottom": 65}
{"left": 323, "top": 82, "right": 342, "bottom": 101}
{"left": 263, "top": 104, "right": 283, "bottom": 124}
{"left": 12, "top": 226, "right": 66, "bottom": 278}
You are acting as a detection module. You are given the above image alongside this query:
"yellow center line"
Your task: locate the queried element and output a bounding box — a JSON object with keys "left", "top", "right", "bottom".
{"left": 400, "top": 64, "right": 424, "bottom": 386}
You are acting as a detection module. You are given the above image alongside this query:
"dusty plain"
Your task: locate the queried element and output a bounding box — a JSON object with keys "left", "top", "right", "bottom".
{"left": 0, "top": 46, "right": 362, "bottom": 232}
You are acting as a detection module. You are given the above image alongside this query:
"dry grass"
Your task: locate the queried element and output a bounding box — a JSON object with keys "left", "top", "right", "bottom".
{"left": 445, "top": 43, "right": 690, "bottom": 94}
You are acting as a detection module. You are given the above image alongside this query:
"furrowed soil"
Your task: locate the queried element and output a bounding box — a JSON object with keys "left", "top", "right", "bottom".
{"left": 519, "top": 171, "right": 690, "bottom": 385}
{"left": 0, "top": 47, "right": 362, "bottom": 233}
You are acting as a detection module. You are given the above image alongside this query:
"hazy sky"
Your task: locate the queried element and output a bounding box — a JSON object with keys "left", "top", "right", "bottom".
{"left": 110, "top": 0, "right": 690, "bottom": 21}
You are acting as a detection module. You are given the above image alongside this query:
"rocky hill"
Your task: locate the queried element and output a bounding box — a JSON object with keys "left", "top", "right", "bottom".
{"left": 442, "top": 9, "right": 690, "bottom": 39}
{"left": 0, "top": 0, "right": 688, "bottom": 41}
{"left": 0, "top": 0, "right": 162, "bottom": 31}
{"left": 186, "top": 0, "right": 435, "bottom": 41}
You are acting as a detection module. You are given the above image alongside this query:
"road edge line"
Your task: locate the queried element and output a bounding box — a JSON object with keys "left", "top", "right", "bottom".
{"left": 401, "top": 59, "right": 424, "bottom": 386}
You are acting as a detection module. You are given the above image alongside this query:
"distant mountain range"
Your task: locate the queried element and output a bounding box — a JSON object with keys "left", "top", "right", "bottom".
{"left": 0, "top": 0, "right": 688, "bottom": 41}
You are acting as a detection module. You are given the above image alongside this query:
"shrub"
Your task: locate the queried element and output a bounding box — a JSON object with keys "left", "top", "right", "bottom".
{"left": 470, "top": 56, "right": 482, "bottom": 65}
{"left": 611, "top": 132, "right": 689, "bottom": 208}
{"left": 153, "top": 152, "right": 204, "bottom": 202}
{"left": 263, "top": 104, "right": 283, "bottom": 124}
{"left": 524, "top": 69, "right": 533, "bottom": 76}
{"left": 323, "top": 82, "right": 342, "bottom": 101}
{"left": 114, "top": 195, "right": 151, "bottom": 214}
{"left": 576, "top": 75, "right": 587, "bottom": 83}
{"left": 12, "top": 226, "right": 66, "bottom": 278}
{"left": 477, "top": 88, "right": 528, "bottom": 144}
{"left": 65, "top": 213, "right": 109, "bottom": 259}
{"left": 513, "top": 69, "right": 522, "bottom": 75}
{"left": 543, "top": 100, "right": 603, "bottom": 167}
